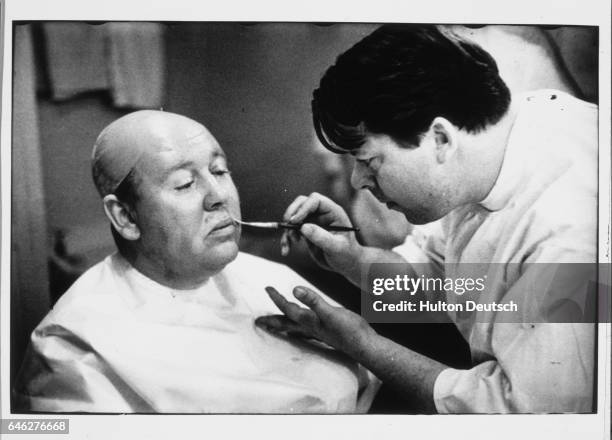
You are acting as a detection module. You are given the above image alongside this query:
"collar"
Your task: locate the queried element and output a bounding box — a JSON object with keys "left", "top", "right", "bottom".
{"left": 479, "top": 93, "right": 531, "bottom": 212}
{"left": 109, "top": 253, "right": 245, "bottom": 324}
{"left": 110, "top": 252, "right": 236, "bottom": 308}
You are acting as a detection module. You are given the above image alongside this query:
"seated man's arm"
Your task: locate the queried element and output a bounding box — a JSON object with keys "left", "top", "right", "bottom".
{"left": 13, "top": 324, "right": 152, "bottom": 413}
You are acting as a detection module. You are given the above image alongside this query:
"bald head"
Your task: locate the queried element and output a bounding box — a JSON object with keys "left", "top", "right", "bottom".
{"left": 92, "top": 110, "right": 210, "bottom": 197}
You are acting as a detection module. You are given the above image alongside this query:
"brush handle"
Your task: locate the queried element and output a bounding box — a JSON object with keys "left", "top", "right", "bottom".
{"left": 278, "top": 222, "right": 359, "bottom": 232}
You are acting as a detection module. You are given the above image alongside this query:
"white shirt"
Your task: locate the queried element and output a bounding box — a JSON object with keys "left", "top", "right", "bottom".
{"left": 394, "top": 90, "right": 597, "bottom": 413}
{"left": 14, "top": 252, "right": 379, "bottom": 413}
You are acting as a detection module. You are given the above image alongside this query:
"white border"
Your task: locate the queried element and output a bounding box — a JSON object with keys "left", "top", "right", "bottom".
{"left": 1, "top": 1, "right": 610, "bottom": 439}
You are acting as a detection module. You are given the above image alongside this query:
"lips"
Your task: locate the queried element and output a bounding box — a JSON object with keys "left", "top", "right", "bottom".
{"left": 370, "top": 190, "right": 401, "bottom": 212}
{"left": 210, "top": 217, "right": 236, "bottom": 233}
{"left": 385, "top": 201, "right": 402, "bottom": 212}
{"left": 368, "top": 188, "right": 390, "bottom": 204}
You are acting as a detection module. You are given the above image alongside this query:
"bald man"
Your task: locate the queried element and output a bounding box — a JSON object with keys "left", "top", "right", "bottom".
{"left": 13, "top": 111, "right": 378, "bottom": 413}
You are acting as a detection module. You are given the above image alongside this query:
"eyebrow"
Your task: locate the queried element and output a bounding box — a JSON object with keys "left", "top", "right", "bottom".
{"left": 212, "top": 150, "right": 227, "bottom": 161}
{"left": 350, "top": 151, "right": 368, "bottom": 160}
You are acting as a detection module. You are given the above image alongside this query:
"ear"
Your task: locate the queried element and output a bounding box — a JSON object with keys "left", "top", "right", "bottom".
{"left": 102, "top": 195, "right": 140, "bottom": 241}
{"left": 429, "top": 117, "right": 459, "bottom": 164}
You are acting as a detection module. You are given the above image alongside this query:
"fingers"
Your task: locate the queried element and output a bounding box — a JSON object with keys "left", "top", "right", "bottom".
{"left": 265, "top": 286, "right": 318, "bottom": 328}
{"left": 254, "top": 315, "right": 314, "bottom": 339}
{"left": 283, "top": 195, "right": 309, "bottom": 222}
{"left": 291, "top": 193, "right": 334, "bottom": 224}
{"left": 293, "top": 286, "right": 334, "bottom": 316}
{"left": 281, "top": 193, "right": 351, "bottom": 258}
{"left": 283, "top": 192, "right": 349, "bottom": 225}
{"left": 280, "top": 229, "right": 301, "bottom": 257}
{"left": 281, "top": 195, "right": 308, "bottom": 257}
{"left": 300, "top": 223, "right": 342, "bottom": 254}
{"left": 280, "top": 231, "right": 290, "bottom": 256}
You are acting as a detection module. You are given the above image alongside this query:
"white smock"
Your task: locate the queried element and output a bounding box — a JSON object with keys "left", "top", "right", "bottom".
{"left": 394, "top": 90, "right": 597, "bottom": 413}
{"left": 14, "top": 252, "right": 379, "bottom": 413}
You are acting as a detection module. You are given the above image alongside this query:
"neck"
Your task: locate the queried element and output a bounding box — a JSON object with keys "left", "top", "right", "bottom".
{"left": 120, "top": 249, "right": 217, "bottom": 290}
{"left": 463, "top": 99, "right": 518, "bottom": 204}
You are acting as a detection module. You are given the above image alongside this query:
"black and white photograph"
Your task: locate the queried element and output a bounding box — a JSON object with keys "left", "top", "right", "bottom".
{"left": 1, "top": 0, "right": 610, "bottom": 439}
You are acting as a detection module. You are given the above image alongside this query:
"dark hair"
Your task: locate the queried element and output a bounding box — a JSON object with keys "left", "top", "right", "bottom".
{"left": 312, "top": 24, "right": 511, "bottom": 152}
{"left": 110, "top": 168, "right": 140, "bottom": 252}
{"left": 113, "top": 168, "right": 140, "bottom": 209}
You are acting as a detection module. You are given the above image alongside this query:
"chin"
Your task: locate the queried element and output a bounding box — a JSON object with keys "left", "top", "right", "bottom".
{"left": 402, "top": 209, "right": 439, "bottom": 225}
{"left": 205, "top": 242, "right": 240, "bottom": 271}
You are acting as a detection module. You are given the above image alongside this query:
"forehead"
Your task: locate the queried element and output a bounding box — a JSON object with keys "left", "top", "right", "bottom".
{"left": 136, "top": 130, "right": 226, "bottom": 180}
{"left": 352, "top": 133, "right": 396, "bottom": 156}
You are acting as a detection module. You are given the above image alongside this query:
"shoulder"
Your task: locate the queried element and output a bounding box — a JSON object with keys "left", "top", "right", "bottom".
{"left": 510, "top": 91, "right": 597, "bottom": 236}
{"left": 41, "top": 254, "right": 123, "bottom": 327}
{"left": 516, "top": 90, "right": 597, "bottom": 145}
{"left": 517, "top": 90, "right": 597, "bottom": 143}
{"left": 520, "top": 89, "right": 597, "bottom": 112}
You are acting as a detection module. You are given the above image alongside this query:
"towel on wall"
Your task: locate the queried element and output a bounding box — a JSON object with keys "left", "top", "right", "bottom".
{"left": 42, "top": 22, "right": 165, "bottom": 109}
{"left": 43, "top": 23, "right": 109, "bottom": 100}
{"left": 106, "top": 22, "right": 165, "bottom": 109}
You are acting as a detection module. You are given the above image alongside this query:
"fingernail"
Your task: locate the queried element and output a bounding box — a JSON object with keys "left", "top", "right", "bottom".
{"left": 294, "top": 287, "right": 306, "bottom": 299}
{"left": 281, "top": 244, "right": 288, "bottom": 256}
{"left": 289, "top": 214, "right": 297, "bottom": 222}
{"left": 255, "top": 320, "right": 271, "bottom": 332}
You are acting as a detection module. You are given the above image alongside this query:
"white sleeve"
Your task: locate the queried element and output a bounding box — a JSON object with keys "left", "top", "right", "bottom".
{"left": 433, "top": 323, "right": 594, "bottom": 413}
{"left": 433, "top": 255, "right": 596, "bottom": 413}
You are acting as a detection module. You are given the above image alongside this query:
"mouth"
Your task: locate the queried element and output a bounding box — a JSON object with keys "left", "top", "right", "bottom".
{"left": 385, "top": 201, "right": 401, "bottom": 211}
{"left": 210, "top": 217, "right": 237, "bottom": 234}
{"left": 369, "top": 190, "right": 399, "bottom": 211}
{"left": 368, "top": 188, "right": 391, "bottom": 204}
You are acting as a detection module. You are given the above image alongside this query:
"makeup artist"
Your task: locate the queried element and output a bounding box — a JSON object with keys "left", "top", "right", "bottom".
{"left": 256, "top": 24, "right": 598, "bottom": 414}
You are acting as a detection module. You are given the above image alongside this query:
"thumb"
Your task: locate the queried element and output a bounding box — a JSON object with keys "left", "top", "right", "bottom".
{"left": 300, "top": 223, "right": 343, "bottom": 253}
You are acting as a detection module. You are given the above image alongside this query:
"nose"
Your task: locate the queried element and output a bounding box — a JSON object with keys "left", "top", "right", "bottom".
{"left": 350, "top": 161, "right": 374, "bottom": 191}
{"left": 203, "top": 175, "right": 229, "bottom": 211}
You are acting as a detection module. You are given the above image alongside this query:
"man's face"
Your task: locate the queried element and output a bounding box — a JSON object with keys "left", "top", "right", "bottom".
{"left": 349, "top": 132, "right": 454, "bottom": 224}
{"left": 131, "top": 129, "right": 241, "bottom": 285}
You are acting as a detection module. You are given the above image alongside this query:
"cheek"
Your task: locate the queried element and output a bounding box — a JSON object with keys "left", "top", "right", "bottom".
{"left": 378, "top": 168, "right": 428, "bottom": 208}
{"left": 377, "top": 166, "right": 407, "bottom": 197}
{"left": 225, "top": 185, "right": 241, "bottom": 215}
{"left": 143, "top": 203, "right": 199, "bottom": 242}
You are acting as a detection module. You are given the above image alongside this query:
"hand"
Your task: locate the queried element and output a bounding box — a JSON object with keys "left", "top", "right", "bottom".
{"left": 255, "top": 285, "right": 374, "bottom": 357}
{"left": 281, "top": 192, "right": 364, "bottom": 277}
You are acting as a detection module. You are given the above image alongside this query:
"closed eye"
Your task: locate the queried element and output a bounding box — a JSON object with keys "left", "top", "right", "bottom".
{"left": 211, "top": 169, "right": 231, "bottom": 176}
{"left": 356, "top": 157, "right": 380, "bottom": 179}
{"left": 175, "top": 180, "right": 194, "bottom": 190}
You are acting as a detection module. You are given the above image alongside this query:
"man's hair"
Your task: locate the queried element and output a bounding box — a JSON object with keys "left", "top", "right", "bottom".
{"left": 312, "top": 24, "right": 512, "bottom": 152}
{"left": 110, "top": 169, "right": 140, "bottom": 253}
{"left": 113, "top": 168, "right": 140, "bottom": 209}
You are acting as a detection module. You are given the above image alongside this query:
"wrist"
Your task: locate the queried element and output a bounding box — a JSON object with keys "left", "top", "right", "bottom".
{"left": 345, "top": 319, "right": 378, "bottom": 361}
{"left": 342, "top": 242, "right": 366, "bottom": 283}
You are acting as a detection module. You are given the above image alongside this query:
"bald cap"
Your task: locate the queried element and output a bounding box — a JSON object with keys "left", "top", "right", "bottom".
{"left": 92, "top": 110, "right": 208, "bottom": 197}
